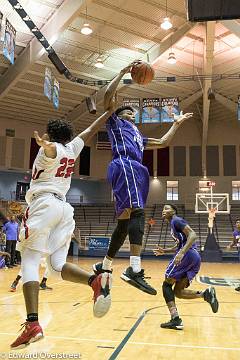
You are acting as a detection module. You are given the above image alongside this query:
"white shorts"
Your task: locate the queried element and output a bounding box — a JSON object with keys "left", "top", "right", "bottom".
{"left": 18, "top": 193, "right": 75, "bottom": 255}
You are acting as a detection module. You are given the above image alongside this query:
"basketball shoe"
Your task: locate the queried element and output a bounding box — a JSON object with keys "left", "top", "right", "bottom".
{"left": 120, "top": 267, "right": 157, "bottom": 295}
{"left": 89, "top": 272, "right": 112, "bottom": 317}
{"left": 92, "top": 262, "right": 112, "bottom": 274}
{"left": 39, "top": 283, "right": 53, "bottom": 290}
{"left": 9, "top": 280, "right": 18, "bottom": 292}
{"left": 10, "top": 321, "right": 43, "bottom": 349}
{"left": 203, "top": 286, "right": 219, "bottom": 313}
{"left": 160, "top": 317, "right": 184, "bottom": 330}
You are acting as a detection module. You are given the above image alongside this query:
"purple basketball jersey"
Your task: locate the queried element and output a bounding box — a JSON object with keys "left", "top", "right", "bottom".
{"left": 165, "top": 216, "right": 200, "bottom": 282}
{"left": 106, "top": 113, "right": 149, "bottom": 215}
{"left": 170, "top": 216, "right": 197, "bottom": 251}
{"left": 106, "top": 113, "right": 147, "bottom": 162}
{"left": 233, "top": 229, "right": 240, "bottom": 247}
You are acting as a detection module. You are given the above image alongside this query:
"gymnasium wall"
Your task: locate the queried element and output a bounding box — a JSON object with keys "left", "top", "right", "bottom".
{"left": 0, "top": 116, "right": 239, "bottom": 207}
{"left": 0, "top": 170, "right": 111, "bottom": 203}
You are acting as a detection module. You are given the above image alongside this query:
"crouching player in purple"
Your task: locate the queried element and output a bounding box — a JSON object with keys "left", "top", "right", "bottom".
{"left": 93, "top": 60, "right": 193, "bottom": 296}
{"left": 154, "top": 204, "right": 219, "bottom": 330}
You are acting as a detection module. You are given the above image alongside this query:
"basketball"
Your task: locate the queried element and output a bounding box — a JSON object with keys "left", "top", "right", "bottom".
{"left": 131, "top": 62, "right": 155, "bottom": 85}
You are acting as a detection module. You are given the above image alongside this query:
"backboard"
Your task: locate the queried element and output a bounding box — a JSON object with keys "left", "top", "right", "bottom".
{"left": 195, "top": 193, "right": 230, "bottom": 213}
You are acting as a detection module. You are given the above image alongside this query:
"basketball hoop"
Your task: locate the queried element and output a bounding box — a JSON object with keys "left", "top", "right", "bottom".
{"left": 208, "top": 207, "right": 217, "bottom": 233}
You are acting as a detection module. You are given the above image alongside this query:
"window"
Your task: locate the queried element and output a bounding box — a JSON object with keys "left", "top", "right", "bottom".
{"left": 232, "top": 181, "right": 240, "bottom": 200}
{"left": 167, "top": 181, "right": 178, "bottom": 200}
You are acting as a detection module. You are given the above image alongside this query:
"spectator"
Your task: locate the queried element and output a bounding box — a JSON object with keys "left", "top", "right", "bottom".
{"left": 3, "top": 215, "right": 19, "bottom": 268}
{"left": 0, "top": 250, "right": 10, "bottom": 269}
{"left": 227, "top": 219, "right": 240, "bottom": 292}
{"left": 0, "top": 226, "right": 6, "bottom": 251}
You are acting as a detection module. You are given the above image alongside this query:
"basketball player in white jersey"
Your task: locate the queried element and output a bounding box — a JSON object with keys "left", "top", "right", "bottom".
{"left": 10, "top": 108, "right": 115, "bottom": 349}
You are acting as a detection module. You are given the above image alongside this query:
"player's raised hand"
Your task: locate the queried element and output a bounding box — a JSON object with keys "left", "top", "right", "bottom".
{"left": 120, "top": 60, "right": 142, "bottom": 75}
{"left": 153, "top": 247, "right": 165, "bottom": 256}
{"left": 34, "top": 131, "right": 56, "bottom": 158}
{"left": 173, "top": 111, "right": 193, "bottom": 124}
{"left": 34, "top": 131, "right": 52, "bottom": 147}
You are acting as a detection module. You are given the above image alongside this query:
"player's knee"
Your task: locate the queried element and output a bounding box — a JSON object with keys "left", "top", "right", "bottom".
{"left": 114, "top": 219, "right": 129, "bottom": 241}
{"left": 128, "top": 209, "right": 145, "bottom": 245}
{"left": 107, "top": 219, "right": 129, "bottom": 258}
{"left": 47, "top": 257, "right": 65, "bottom": 279}
{"left": 162, "top": 280, "right": 175, "bottom": 302}
{"left": 174, "top": 287, "right": 183, "bottom": 298}
{"left": 22, "top": 262, "right": 39, "bottom": 284}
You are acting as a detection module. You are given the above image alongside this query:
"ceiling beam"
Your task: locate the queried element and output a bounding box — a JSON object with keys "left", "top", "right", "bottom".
{"left": 146, "top": 21, "right": 195, "bottom": 64}
{"left": 67, "top": 21, "right": 196, "bottom": 123}
{"left": 0, "top": 0, "right": 89, "bottom": 99}
{"left": 214, "top": 91, "right": 236, "bottom": 113}
{"left": 180, "top": 90, "right": 202, "bottom": 109}
{"left": 202, "top": 21, "right": 216, "bottom": 177}
{"left": 220, "top": 19, "right": 240, "bottom": 38}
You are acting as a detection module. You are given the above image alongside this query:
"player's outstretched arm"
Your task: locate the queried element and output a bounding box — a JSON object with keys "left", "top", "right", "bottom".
{"left": 104, "top": 60, "right": 141, "bottom": 111}
{"left": 226, "top": 237, "right": 238, "bottom": 250}
{"left": 78, "top": 108, "right": 114, "bottom": 143}
{"left": 153, "top": 245, "right": 177, "bottom": 256}
{"left": 145, "top": 111, "right": 193, "bottom": 149}
{"left": 34, "top": 132, "right": 57, "bottom": 159}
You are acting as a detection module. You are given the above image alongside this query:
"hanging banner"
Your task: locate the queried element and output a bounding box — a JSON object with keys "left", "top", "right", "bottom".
{"left": 52, "top": 78, "right": 60, "bottom": 109}
{"left": 3, "top": 19, "right": 16, "bottom": 64}
{"left": 161, "top": 97, "right": 180, "bottom": 123}
{"left": 142, "top": 98, "right": 160, "bottom": 123}
{"left": 238, "top": 95, "right": 240, "bottom": 121}
{"left": 0, "top": 11, "right": 3, "bottom": 37}
{"left": 44, "top": 67, "right": 52, "bottom": 101}
{"left": 123, "top": 98, "right": 140, "bottom": 124}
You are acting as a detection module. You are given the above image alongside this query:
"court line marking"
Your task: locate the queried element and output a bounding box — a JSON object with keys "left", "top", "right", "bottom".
{"left": 128, "top": 342, "right": 240, "bottom": 351}
{"left": 0, "top": 281, "right": 63, "bottom": 302}
{"left": 107, "top": 303, "right": 240, "bottom": 359}
{"left": 0, "top": 332, "right": 239, "bottom": 352}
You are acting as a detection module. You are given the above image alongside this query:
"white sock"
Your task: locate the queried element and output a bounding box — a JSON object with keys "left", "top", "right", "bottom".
{"left": 130, "top": 256, "right": 141, "bottom": 273}
{"left": 102, "top": 256, "right": 112, "bottom": 271}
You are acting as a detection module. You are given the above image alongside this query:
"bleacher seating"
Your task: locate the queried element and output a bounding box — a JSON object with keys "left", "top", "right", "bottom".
{"left": 73, "top": 203, "right": 240, "bottom": 260}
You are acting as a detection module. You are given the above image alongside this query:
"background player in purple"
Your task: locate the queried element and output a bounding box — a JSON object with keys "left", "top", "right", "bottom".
{"left": 227, "top": 219, "right": 240, "bottom": 291}
{"left": 93, "top": 60, "right": 193, "bottom": 296}
{"left": 154, "top": 204, "right": 219, "bottom": 330}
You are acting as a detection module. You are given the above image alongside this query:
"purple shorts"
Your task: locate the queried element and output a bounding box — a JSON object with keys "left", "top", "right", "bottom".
{"left": 107, "top": 158, "right": 149, "bottom": 216}
{"left": 165, "top": 248, "right": 201, "bottom": 283}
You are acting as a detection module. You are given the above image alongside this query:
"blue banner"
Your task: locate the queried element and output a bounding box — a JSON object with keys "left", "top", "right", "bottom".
{"left": 88, "top": 237, "right": 110, "bottom": 250}
{"left": 161, "top": 97, "right": 180, "bottom": 123}
{"left": 52, "top": 78, "right": 60, "bottom": 109}
{"left": 3, "top": 19, "right": 16, "bottom": 64}
{"left": 142, "top": 98, "right": 160, "bottom": 123}
{"left": 44, "top": 67, "right": 52, "bottom": 101}
{"left": 123, "top": 98, "right": 140, "bottom": 124}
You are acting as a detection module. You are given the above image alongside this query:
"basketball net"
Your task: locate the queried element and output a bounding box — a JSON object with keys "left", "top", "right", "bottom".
{"left": 208, "top": 207, "right": 217, "bottom": 233}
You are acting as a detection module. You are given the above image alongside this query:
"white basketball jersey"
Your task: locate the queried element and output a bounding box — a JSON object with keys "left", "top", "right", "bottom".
{"left": 26, "top": 136, "right": 84, "bottom": 204}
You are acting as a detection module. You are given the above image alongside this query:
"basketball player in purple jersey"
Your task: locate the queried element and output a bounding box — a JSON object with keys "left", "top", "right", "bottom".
{"left": 93, "top": 61, "right": 193, "bottom": 295}
{"left": 227, "top": 219, "right": 240, "bottom": 291}
{"left": 154, "top": 204, "right": 219, "bottom": 330}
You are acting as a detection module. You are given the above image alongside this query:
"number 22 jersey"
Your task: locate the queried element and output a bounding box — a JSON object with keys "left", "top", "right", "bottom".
{"left": 26, "top": 137, "right": 84, "bottom": 204}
